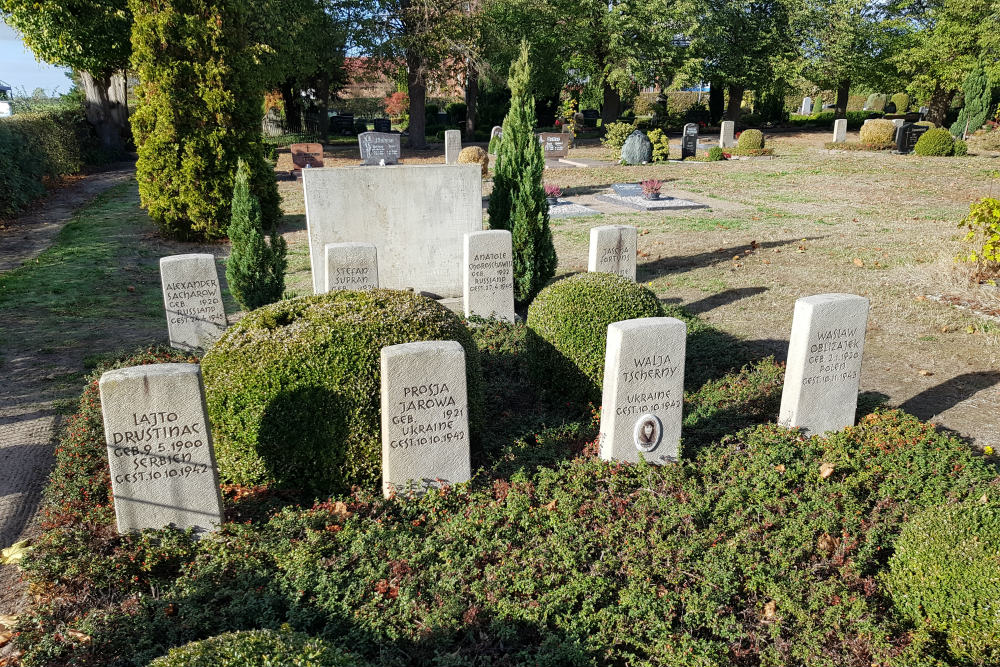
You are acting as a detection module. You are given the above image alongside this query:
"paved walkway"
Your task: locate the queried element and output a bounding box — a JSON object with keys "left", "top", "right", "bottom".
{"left": 0, "top": 164, "right": 136, "bottom": 614}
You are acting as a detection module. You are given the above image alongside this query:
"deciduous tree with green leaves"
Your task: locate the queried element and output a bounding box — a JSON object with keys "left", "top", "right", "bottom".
{"left": 487, "top": 40, "right": 555, "bottom": 306}
{"left": 226, "top": 160, "right": 287, "bottom": 310}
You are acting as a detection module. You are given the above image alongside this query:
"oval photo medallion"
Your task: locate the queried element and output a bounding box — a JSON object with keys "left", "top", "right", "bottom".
{"left": 633, "top": 414, "right": 662, "bottom": 452}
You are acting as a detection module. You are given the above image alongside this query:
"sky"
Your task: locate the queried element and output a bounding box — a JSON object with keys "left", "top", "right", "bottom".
{"left": 0, "top": 19, "right": 72, "bottom": 95}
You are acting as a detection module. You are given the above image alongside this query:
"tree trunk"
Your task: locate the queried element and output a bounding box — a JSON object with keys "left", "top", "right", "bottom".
{"left": 79, "top": 70, "right": 129, "bottom": 153}
{"left": 835, "top": 79, "right": 850, "bottom": 118}
{"left": 406, "top": 48, "right": 427, "bottom": 149}
{"left": 280, "top": 80, "right": 302, "bottom": 133}
{"left": 601, "top": 81, "right": 621, "bottom": 127}
{"left": 927, "top": 81, "right": 955, "bottom": 127}
{"left": 724, "top": 84, "right": 744, "bottom": 122}
{"left": 708, "top": 80, "right": 724, "bottom": 125}
{"left": 315, "top": 73, "right": 331, "bottom": 140}
{"left": 464, "top": 61, "right": 478, "bottom": 141}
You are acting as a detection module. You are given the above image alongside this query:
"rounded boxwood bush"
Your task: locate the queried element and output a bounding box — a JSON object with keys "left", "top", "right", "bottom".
{"left": 457, "top": 145, "right": 489, "bottom": 178}
{"left": 146, "top": 628, "right": 360, "bottom": 667}
{"left": 914, "top": 127, "right": 956, "bottom": 156}
{"left": 859, "top": 118, "right": 896, "bottom": 145}
{"left": 954, "top": 138, "right": 969, "bottom": 156}
{"left": 526, "top": 272, "right": 664, "bottom": 404}
{"left": 202, "top": 289, "right": 483, "bottom": 496}
{"left": 886, "top": 501, "right": 1000, "bottom": 665}
{"left": 736, "top": 128, "right": 763, "bottom": 150}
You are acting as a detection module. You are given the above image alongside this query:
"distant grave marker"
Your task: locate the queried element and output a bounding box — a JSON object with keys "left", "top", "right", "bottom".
{"left": 324, "top": 242, "right": 379, "bottom": 292}
{"left": 832, "top": 118, "right": 847, "bottom": 144}
{"left": 359, "top": 131, "right": 401, "bottom": 165}
{"left": 719, "top": 121, "right": 735, "bottom": 148}
{"left": 373, "top": 118, "right": 391, "bottom": 133}
{"left": 463, "top": 230, "right": 515, "bottom": 322}
{"left": 681, "top": 123, "right": 698, "bottom": 160}
{"left": 445, "top": 129, "right": 462, "bottom": 165}
{"left": 588, "top": 225, "right": 637, "bottom": 281}
{"left": 538, "top": 132, "right": 572, "bottom": 158}
{"left": 160, "top": 254, "right": 226, "bottom": 351}
{"left": 290, "top": 142, "right": 324, "bottom": 170}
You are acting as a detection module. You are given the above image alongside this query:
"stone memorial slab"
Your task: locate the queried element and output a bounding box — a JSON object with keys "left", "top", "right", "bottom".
{"left": 599, "top": 317, "right": 686, "bottom": 464}
{"left": 373, "top": 118, "right": 391, "bottom": 133}
{"left": 324, "top": 242, "right": 378, "bottom": 292}
{"left": 596, "top": 193, "right": 708, "bottom": 212}
{"left": 444, "top": 129, "right": 462, "bottom": 165}
{"left": 303, "top": 165, "right": 482, "bottom": 297}
{"left": 463, "top": 230, "right": 515, "bottom": 321}
{"left": 290, "top": 142, "right": 324, "bottom": 170}
{"left": 588, "top": 225, "right": 637, "bottom": 281}
{"left": 895, "top": 122, "right": 928, "bottom": 154}
{"left": 548, "top": 201, "right": 602, "bottom": 218}
{"left": 538, "top": 132, "right": 572, "bottom": 158}
{"left": 359, "top": 131, "right": 401, "bottom": 165}
{"left": 800, "top": 96, "right": 812, "bottom": 115}
{"left": 381, "top": 340, "right": 471, "bottom": 497}
{"left": 330, "top": 114, "right": 355, "bottom": 136}
{"left": 778, "top": 293, "right": 869, "bottom": 436}
{"left": 99, "top": 363, "right": 224, "bottom": 534}
{"left": 582, "top": 109, "right": 600, "bottom": 128}
{"left": 832, "top": 118, "right": 847, "bottom": 143}
{"left": 160, "top": 254, "right": 226, "bottom": 351}
{"left": 681, "top": 123, "right": 698, "bottom": 160}
{"left": 490, "top": 125, "right": 503, "bottom": 140}
{"left": 720, "top": 121, "right": 735, "bottom": 148}
{"left": 612, "top": 183, "right": 642, "bottom": 197}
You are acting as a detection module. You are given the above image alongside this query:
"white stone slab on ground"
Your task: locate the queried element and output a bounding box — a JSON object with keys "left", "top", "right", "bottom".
{"left": 548, "top": 201, "right": 602, "bottom": 218}
{"left": 595, "top": 193, "right": 709, "bottom": 211}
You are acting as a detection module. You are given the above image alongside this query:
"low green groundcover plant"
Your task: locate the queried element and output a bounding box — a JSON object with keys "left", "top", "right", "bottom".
{"left": 202, "top": 289, "right": 483, "bottom": 497}
{"left": 14, "top": 324, "right": 1000, "bottom": 667}
{"left": 147, "top": 628, "right": 362, "bottom": 667}
{"left": 887, "top": 501, "right": 1000, "bottom": 666}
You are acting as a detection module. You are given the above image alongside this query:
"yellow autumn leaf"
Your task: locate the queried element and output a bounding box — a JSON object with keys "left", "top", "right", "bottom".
{"left": 0, "top": 539, "right": 33, "bottom": 565}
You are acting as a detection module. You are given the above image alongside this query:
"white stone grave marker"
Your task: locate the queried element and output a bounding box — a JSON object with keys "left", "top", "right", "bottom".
{"left": 588, "top": 225, "right": 637, "bottom": 281}
{"left": 324, "top": 242, "right": 378, "bottom": 292}
{"left": 800, "top": 96, "right": 813, "bottom": 115}
{"left": 381, "top": 341, "right": 471, "bottom": 497}
{"left": 444, "top": 129, "right": 462, "bottom": 165}
{"left": 720, "top": 121, "right": 736, "bottom": 148}
{"left": 778, "top": 293, "right": 870, "bottom": 435}
{"left": 599, "top": 317, "right": 686, "bottom": 464}
{"left": 463, "top": 230, "right": 515, "bottom": 321}
{"left": 833, "top": 118, "right": 847, "bottom": 143}
{"left": 99, "top": 363, "right": 224, "bottom": 534}
{"left": 160, "top": 254, "right": 226, "bottom": 351}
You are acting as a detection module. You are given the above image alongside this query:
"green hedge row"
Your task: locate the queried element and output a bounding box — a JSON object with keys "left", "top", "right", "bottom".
{"left": 0, "top": 108, "right": 96, "bottom": 218}
{"left": 788, "top": 110, "right": 883, "bottom": 130}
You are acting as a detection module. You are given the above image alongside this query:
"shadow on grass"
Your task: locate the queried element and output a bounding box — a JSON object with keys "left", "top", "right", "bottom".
{"left": 279, "top": 213, "right": 307, "bottom": 234}
{"left": 684, "top": 287, "right": 768, "bottom": 314}
{"left": 638, "top": 236, "right": 828, "bottom": 281}
{"left": 898, "top": 371, "right": 1000, "bottom": 421}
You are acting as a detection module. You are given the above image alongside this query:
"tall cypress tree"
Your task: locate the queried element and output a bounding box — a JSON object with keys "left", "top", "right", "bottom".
{"left": 226, "top": 160, "right": 287, "bottom": 310}
{"left": 487, "top": 40, "right": 556, "bottom": 305}
{"left": 950, "top": 65, "right": 993, "bottom": 138}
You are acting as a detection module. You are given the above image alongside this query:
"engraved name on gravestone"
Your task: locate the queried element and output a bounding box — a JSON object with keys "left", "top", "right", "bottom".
{"left": 381, "top": 341, "right": 471, "bottom": 498}
{"left": 445, "top": 129, "right": 462, "bottom": 165}
{"left": 588, "top": 225, "right": 637, "bottom": 281}
{"left": 99, "top": 363, "right": 224, "bottom": 534}
{"left": 681, "top": 123, "right": 698, "bottom": 159}
{"left": 160, "top": 254, "right": 226, "bottom": 351}
{"left": 324, "top": 242, "right": 379, "bottom": 292}
{"left": 720, "top": 121, "right": 735, "bottom": 148}
{"left": 538, "top": 132, "right": 571, "bottom": 158}
{"left": 359, "top": 131, "right": 401, "bottom": 165}
{"left": 599, "top": 318, "right": 686, "bottom": 464}
{"left": 832, "top": 118, "right": 847, "bottom": 143}
{"left": 373, "top": 118, "right": 391, "bottom": 133}
{"left": 778, "top": 293, "right": 870, "bottom": 435}
{"left": 463, "top": 230, "right": 515, "bottom": 322}
{"left": 290, "top": 142, "right": 324, "bottom": 170}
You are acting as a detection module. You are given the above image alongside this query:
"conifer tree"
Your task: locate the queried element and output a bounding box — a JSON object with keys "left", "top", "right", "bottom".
{"left": 950, "top": 65, "right": 993, "bottom": 138}
{"left": 486, "top": 40, "right": 556, "bottom": 305}
{"left": 226, "top": 160, "right": 287, "bottom": 310}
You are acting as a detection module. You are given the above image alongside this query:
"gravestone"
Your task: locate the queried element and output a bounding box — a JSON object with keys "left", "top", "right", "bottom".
{"left": 778, "top": 293, "right": 869, "bottom": 436}
{"left": 303, "top": 165, "right": 482, "bottom": 297}
{"left": 358, "top": 131, "right": 401, "bottom": 165}
{"left": 538, "top": 132, "right": 571, "bottom": 158}
{"left": 380, "top": 340, "right": 471, "bottom": 497}
{"left": 330, "top": 114, "right": 355, "bottom": 136}
{"left": 719, "top": 121, "right": 735, "bottom": 148}
{"left": 160, "top": 254, "right": 226, "bottom": 351}
{"left": 490, "top": 125, "right": 503, "bottom": 141}
{"left": 290, "top": 142, "right": 324, "bottom": 170}
{"left": 892, "top": 118, "right": 905, "bottom": 140}
{"left": 599, "top": 317, "right": 686, "bottom": 464}
{"left": 621, "top": 130, "right": 652, "bottom": 164}
{"left": 800, "top": 96, "right": 812, "bottom": 115}
{"left": 324, "top": 242, "right": 378, "bottom": 292}
{"left": 373, "top": 118, "right": 391, "bottom": 133}
{"left": 463, "top": 230, "right": 515, "bottom": 322}
{"left": 582, "top": 109, "right": 600, "bottom": 128}
{"left": 681, "top": 123, "right": 698, "bottom": 160}
{"left": 832, "top": 118, "right": 847, "bottom": 143}
{"left": 918, "top": 106, "right": 929, "bottom": 119}
{"left": 895, "top": 122, "right": 929, "bottom": 154}
{"left": 444, "top": 129, "right": 462, "bottom": 165}
{"left": 588, "top": 225, "right": 637, "bottom": 281}
{"left": 99, "top": 363, "right": 224, "bottom": 534}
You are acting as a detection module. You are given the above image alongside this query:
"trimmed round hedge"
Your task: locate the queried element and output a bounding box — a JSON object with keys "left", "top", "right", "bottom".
{"left": 886, "top": 501, "right": 1000, "bottom": 665}
{"left": 146, "top": 628, "right": 360, "bottom": 667}
{"left": 914, "top": 127, "right": 956, "bottom": 156}
{"left": 457, "top": 145, "right": 489, "bottom": 178}
{"left": 526, "top": 272, "right": 664, "bottom": 404}
{"left": 859, "top": 118, "right": 896, "bottom": 145}
{"left": 202, "top": 289, "right": 483, "bottom": 496}
{"left": 737, "top": 129, "right": 764, "bottom": 150}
